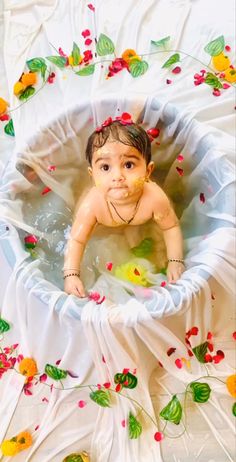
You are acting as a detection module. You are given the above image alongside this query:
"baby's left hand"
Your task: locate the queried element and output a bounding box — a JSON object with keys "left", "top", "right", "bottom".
{"left": 167, "top": 261, "right": 185, "bottom": 284}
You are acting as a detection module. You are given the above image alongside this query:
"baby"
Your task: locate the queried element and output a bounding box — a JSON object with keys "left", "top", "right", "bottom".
{"left": 63, "top": 114, "right": 185, "bottom": 297}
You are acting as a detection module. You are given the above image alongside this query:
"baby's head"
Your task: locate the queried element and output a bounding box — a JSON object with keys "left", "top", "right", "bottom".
{"left": 85, "top": 118, "right": 151, "bottom": 166}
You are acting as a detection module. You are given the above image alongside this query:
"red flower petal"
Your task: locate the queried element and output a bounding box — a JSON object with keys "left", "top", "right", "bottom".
{"left": 204, "top": 353, "right": 213, "bottom": 363}
{"left": 154, "top": 431, "right": 164, "bottom": 442}
{"left": 42, "top": 397, "right": 49, "bottom": 403}
{"left": 39, "top": 373, "right": 47, "bottom": 382}
{"left": 225, "top": 45, "right": 231, "bottom": 52}
{"left": 47, "top": 165, "right": 56, "bottom": 172}
{"left": 172, "top": 66, "right": 181, "bottom": 74}
{"left": 160, "top": 281, "right": 166, "bottom": 287}
{"left": 103, "top": 382, "right": 111, "bottom": 389}
{"left": 115, "top": 383, "right": 122, "bottom": 392}
{"left": 0, "top": 114, "right": 10, "bottom": 121}
{"left": 213, "top": 89, "right": 221, "bottom": 97}
{"left": 177, "top": 154, "right": 184, "bottom": 162}
{"left": 207, "top": 342, "right": 214, "bottom": 352}
{"left": 58, "top": 47, "right": 67, "bottom": 57}
{"left": 147, "top": 128, "right": 160, "bottom": 138}
{"left": 176, "top": 166, "right": 184, "bottom": 176}
{"left": 87, "top": 3, "right": 95, "bottom": 11}
{"left": 97, "top": 383, "right": 101, "bottom": 390}
{"left": 175, "top": 358, "right": 183, "bottom": 369}
{"left": 82, "top": 29, "right": 91, "bottom": 38}
{"left": 41, "top": 186, "right": 52, "bottom": 195}
{"left": 121, "top": 419, "right": 126, "bottom": 427}
{"left": 85, "top": 38, "right": 92, "bottom": 46}
{"left": 212, "top": 354, "right": 224, "bottom": 364}
{"left": 78, "top": 400, "right": 87, "bottom": 408}
{"left": 106, "top": 262, "right": 113, "bottom": 271}
{"left": 102, "top": 355, "right": 106, "bottom": 363}
{"left": 34, "top": 425, "right": 40, "bottom": 431}
{"left": 24, "top": 388, "right": 33, "bottom": 396}
{"left": 222, "top": 83, "right": 230, "bottom": 89}
{"left": 216, "top": 350, "right": 225, "bottom": 358}
{"left": 167, "top": 347, "right": 176, "bottom": 356}
{"left": 200, "top": 192, "right": 205, "bottom": 203}
{"left": 188, "top": 326, "right": 199, "bottom": 336}
{"left": 233, "top": 331, "right": 236, "bottom": 340}
{"left": 187, "top": 349, "right": 194, "bottom": 357}
{"left": 134, "top": 268, "right": 140, "bottom": 276}
{"left": 166, "top": 79, "right": 172, "bottom": 84}
{"left": 122, "top": 368, "right": 130, "bottom": 374}
{"left": 207, "top": 332, "right": 213, "bottom": 340}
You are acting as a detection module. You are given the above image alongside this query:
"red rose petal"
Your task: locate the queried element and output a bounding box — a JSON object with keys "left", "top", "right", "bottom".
{"left": 47, "top": 165, "right": 56, "bottom": 172}
{"left": 115, "top": 383, "right": 122, "bottom": 392}
{"left": 233, "top": 331, "right": 236, "bottom": 340}
{"left": 200, "top": 192, "right": 205, "bottom": 203}
{"left": 147, "top": 128, "right": 160, "bottom": 138}
{"left": 207, "top": 342, "right": 214, "bottom": 352}
{"left": 87, "top": 3, "right": 95, "bottom": 11}
{"left": 103, "top": 382, "right": 111, "bottom": 389}
{"left": 176, "top": 166, "right": 184, "bottom": 176}
{"left": 121, "top": 419, "right": 126, "bottom": 427}
{"left": 85, "top": 38, "right": 92, "bottom": 46}
{"left": 216, "top": 350, "right": 225, "bottom": 358}
{"left": 134, "top": 268, "right": 140, "bottom": 276}
{"left": 223, "top": 83, "right": 230, "bottom": 89}
{"left": 189, "top": 326, "right": 199, "bottom": 336}
{"left": 0, "top": 114, "right": 10, "bottom": 121}
{"left": 102, "top": 355, "right": 106, "bottom": 363}
{"left": 175, "top": 358, "right": 183, "bottom": 369}
{"left": 106, "top": 262, "right": 113, "bottom": 271}
{"left": 154, "top": 431, "right": 164, "bottom": 442}
{"left": 207, "top": 332, "right": 213, "bottom": 340}
{"left": 225, "top": 45, "right": 231, "bottom": 52}
{"left": 172, "top": 66, "right": 181, "bottom": 74}
{"left": 204, "top": 353, "right": 213, "bottom": 363}
{"left": 122, "top": 368, "right": 129, "bottom": 374}
{"left": 213, "top": 89, "right": 221, "bottom": 97}
{"left": 82, "top": 29, "right": 91, "bottom": 38}
{"left": 177, "top": 154, "right": 184, "bottom": 162}
{"left": 41, "top": 186, "right": 52, "bottom": 195}
{"left": 167, "top": 347, "right": 176, "bottom": 356}
{"left": 166, "top": 79, "right": 172, "bottom": 84}
{"left": 78, "top": 400, "right": 87, "bottom": 408}
{"left": 161, "top": 281, "right": 166, "bottom": 287}
{"left": 187, "top": 349, "right": 193, "bottom": 357}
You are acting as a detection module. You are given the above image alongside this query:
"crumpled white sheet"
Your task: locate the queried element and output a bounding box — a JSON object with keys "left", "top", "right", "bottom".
{"left": 0, "top": 0, "right": 235, "bottom": 461}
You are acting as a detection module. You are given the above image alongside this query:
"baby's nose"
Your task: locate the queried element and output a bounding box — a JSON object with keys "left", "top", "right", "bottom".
{"left": 112, "top": 168, "right": 125, "bottom": 181}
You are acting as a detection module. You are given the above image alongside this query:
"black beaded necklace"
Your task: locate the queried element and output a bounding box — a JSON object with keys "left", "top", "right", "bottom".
{"left": 107, "top": 197, "right": 141, "bottom": 224}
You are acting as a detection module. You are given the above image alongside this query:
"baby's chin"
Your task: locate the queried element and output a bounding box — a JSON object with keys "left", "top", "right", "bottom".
{"left": 107, "top": 187, "right": 130, "bottom": 200}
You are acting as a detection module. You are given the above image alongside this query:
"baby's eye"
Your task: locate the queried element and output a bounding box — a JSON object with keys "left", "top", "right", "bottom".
{"left": 100, "top": 164, "right": 110, "bottom": 171}
{"left": 124, "top": 161, "right": 134, "bottom": 169}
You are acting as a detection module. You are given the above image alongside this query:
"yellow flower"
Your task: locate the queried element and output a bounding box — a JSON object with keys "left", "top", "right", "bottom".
{"left": 21, "top": 72, "right": 37, "bottom": 86}
{"left": 1, "top": 439, "right": 19, "bottom": 456}
{"left": 122, "top": 49, "right": 141, "bottom": 64}
{"left": 226, "top": 374, "right": 236, "bottom": 398}
{"left": 212, "top": 52, "right": 231, "bottom": 71}
{"left": 115, "top": 260, "right": 150, "bottom": 286}
{"left": 13, "top": 81, "right": 25, "bottom": 96}
{"left": 19, "top": 357, "right": 38, "bottom": 377}
{"left": 0, "top": 97, "right": 8, "bottom": 115}
{"left": 16, "top": 431, "right": 33, "bottom": 451}
{"left": 68, "top": 55, "right": 74, "bottom": 66}
{"left": 224, "top": 67, "right": 236, "bottom": 83}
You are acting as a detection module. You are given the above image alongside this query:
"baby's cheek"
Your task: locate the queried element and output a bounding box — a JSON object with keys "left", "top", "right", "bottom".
{"left": 132, "top": 176, "right": 146, "bottom": 189}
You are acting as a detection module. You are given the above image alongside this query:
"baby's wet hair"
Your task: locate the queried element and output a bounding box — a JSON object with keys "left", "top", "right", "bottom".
{"left": 85, "top": 121, "right": 152, "bottom": 165}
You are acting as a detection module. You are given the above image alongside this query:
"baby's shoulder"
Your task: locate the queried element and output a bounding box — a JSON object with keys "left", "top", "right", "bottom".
{"left": 145, "top": 181, "right": 168, "bottom": 201}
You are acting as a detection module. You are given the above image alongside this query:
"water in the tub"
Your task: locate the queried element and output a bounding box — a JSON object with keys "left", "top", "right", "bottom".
{"left": 20, "top": 187, "right": 167, "bottom": 292}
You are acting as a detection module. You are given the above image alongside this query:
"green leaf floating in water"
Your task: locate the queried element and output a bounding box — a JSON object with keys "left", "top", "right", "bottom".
{"left": 131, "top": 238, "right": 154, "bottom": 257}
{"left": 160, "top": 395, "right": 182, "bottom": 425}
{"left": 151, "top": 36, "right": 171, "bottom": 48}
{"left": 204, "top": 35, "right": 225, "bottom": 56}
{"left": 192, "top": 341, "right": 208, "bottom": 363}
{"left": 128, "top": 412, "right": 142, "bottom": 439}
{"left": 45, "top": 363, "right": 68, "bottom": 380}
{"left": 76, "top": 64, "right": 95, "bottom": 76}
{"left": 205, "top": 72, "right": 223, "bottom": 89}
{"left": 90, "top": 389, "right": 111, "bottom": 407}
{"left": 4, "top": 119, "right": 15, "bottom": 137}
{"left": 96, "top": 33, "right": 115, "bottom": 56}
{"left": 129, "top": 60, "right": 149, "bottom": 78}
{"left": 162, "top": 53, "right": 180, "bottom": 68}
{"left": 190, "top": 382, "right": 211, "bottom": 403}
{"left": 114, "top": 372, "right": 138, "bottom": 389}
{"left": 0, "top": 317, "right": 10, "bottom": 333}
{"left": 26, "top": 57, "right": 47, "bottom": 79}
{"left": 46, "top": 55, "right": 67, "bottom": 68}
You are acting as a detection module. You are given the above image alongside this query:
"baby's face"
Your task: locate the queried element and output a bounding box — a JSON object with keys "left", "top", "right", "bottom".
{"left": 88, "top": 141, "right": 153, "bottom": 201}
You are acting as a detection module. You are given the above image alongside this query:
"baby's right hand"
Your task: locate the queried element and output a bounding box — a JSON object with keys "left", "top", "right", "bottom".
{"left": 64, "top": 276, "right": 86, "bottom": 298}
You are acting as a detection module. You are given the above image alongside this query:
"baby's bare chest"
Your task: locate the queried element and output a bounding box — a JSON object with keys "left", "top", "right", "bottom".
{"left": 95, "top": 196, "right": 154, "bottom": 227}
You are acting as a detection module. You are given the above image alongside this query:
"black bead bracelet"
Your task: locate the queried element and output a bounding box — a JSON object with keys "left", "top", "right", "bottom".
{"left": 63, "top": 272, "right": 80, "bottom": 280}
{"left": 168, "top": 259, "right": 185, "bottom": 264}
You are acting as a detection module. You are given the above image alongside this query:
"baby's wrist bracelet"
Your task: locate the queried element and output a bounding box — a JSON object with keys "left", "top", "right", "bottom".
{"left": 168, "top": 258, "right": 185, "bottom": 265}
{"left": 63, "top": 272, "right": 80, "bottom": 280}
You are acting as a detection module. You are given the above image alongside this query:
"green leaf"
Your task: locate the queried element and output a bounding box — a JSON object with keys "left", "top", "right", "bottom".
{"left": 62, "top": 454, "right": 84, "bottom": 462}
{"left": 4, "top": 119, "right": 15, "bottom": 137}
{"left": 46, "top": 56, "right": 67, "bottom": 68}
{"left": 19, "top": 86, "right": 36, "bottom": 101}
{"left": 160, "top": 395, "right": 182, "bottom": 425}
{"left": 26, "top": 57, "right": 47, "bottom": 79}
{"left": 131, "top": 238, "right": 154, "bottom": 257}
{"left": 232, "top": 403, "right": 236, "bottom": 417}
{"left": 45, "top": 363, "right": 68, "bottom": 380}
{"left": 129, "top": 59, "right": 148, "bottom": 78}
{"left": 96, "top": 33, "right": 115, "bottom": 56}
{"left": 192, "top": 341, "right": 208, "bottom": 363}
{"left": 190, "top": 382, "right": 211, "bottom": 403}
{"left": 114, "top": 372, "right": 138, "bottom": 389}
{"left": 162, "top": 53, "right": 180, "bottom": 68}
{"left": 204, "top": 35, "right": 225, "bottom": 57}
{"left": 72, "top": 42, "right": 81, "bottom": 66}
{"left": 90, "top": 389, "right": 110, "bottom": 407}
{"left": 76, "top": 64, "right": 95, "bottom": 76}
{"left": 151, "top": 36, "right": 170, "bottom": 48}
{"left": 205, "top": 72, "right": 223, "bottom": 89}
{"left": 0, "top": 317, "right": 11, "bottom": 333}
{"left": 128, "top": 412, "right": 142, "bottom": 439}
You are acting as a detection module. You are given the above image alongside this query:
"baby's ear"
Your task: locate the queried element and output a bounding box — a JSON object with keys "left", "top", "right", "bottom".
{"left": 88, "top": 167, "right": 93, "bottom": 176}
{"left": 147, "top": 161, "right": 155, "bottom": 177}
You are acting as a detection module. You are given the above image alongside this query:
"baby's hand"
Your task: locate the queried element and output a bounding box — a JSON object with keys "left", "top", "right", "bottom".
{"left": 64, "top": 275, "right": 86, "bottom": 298}
{"left": 167, "top": 261, "right": 185, "bottom": 284}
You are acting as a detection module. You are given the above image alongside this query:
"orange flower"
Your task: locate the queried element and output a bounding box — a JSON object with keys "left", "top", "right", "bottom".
{"left": 21, "top": 72, "right": 37, "bottom": 86}
{"left": 0, "top": 97, "right": 9, "bottom": 115}
{"left": 224, "top": 67, "right": 236, "bottom": 84}
{"left": 212, "top": 52, "right": 231, "bottom": 71}
{"left": 226, "top": 374, "right": 236, "bottom": 398}
{"left": 17, "top": 431, "right": 33, "bottom": 451}
{"left": 122, "top": 49, "right": 141, "bottom": 64}
{"left": 19, "top": 357, "right": 38, "bottom": 377}
{"left": 14, "top": 81, "right": 25, "bottom": 96}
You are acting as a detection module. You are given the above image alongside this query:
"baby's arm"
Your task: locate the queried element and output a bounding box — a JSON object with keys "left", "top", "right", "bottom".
{"left": 153, "top": 190, "right": 184, "bottom": 283}
{"left": 63, "top": 194, "right": 97, "bottom": 297}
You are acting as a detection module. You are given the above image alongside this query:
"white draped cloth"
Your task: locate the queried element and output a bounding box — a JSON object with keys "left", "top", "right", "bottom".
{"left": 0, "top": 1, "right": 235, "bottom": 461}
